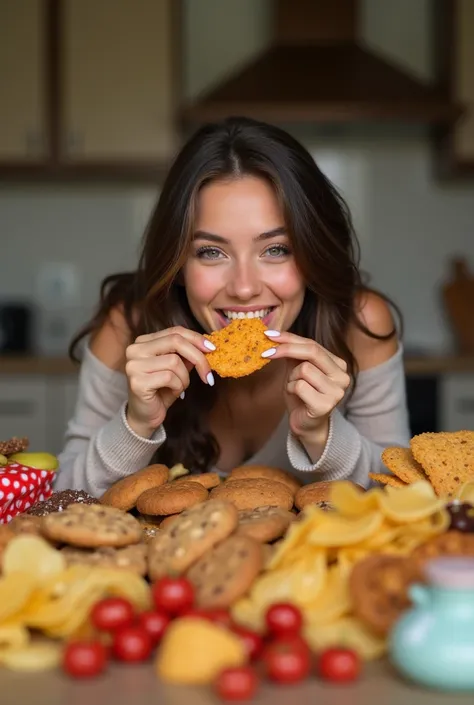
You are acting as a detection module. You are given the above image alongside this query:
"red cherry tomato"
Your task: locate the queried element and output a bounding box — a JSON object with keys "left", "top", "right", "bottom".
{"left": 137, "top": 610, "right": 171, "bottom": 645}
{"left": 318, "top": 647, "right": 361, "bottom": 683}
{"left": 112, "top": 626, "right": 153, "bottom": 663}
{"left": 215, "top": 666, "right": 259, "bottom": 702}
{"left": 152, "top": 577, "right": 194, "bottom": 616}
{"left": 231, "top": 625, "right": 264, "bottom": 661}
{"left": 265, "top": 603, "right": 303, "bottom": 638}
{"left": 63, "top": 640, "right": 108, "bottom": 679}
{"left": 262, "top": 636, "right": 311, "bottom": 684}
{"left": 90, "top": 597, "right": 135, "bottom": 633}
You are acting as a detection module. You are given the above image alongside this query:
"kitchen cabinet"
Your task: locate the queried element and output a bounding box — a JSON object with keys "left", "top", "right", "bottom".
{"left": 439, "top": 373, "right": 474, "bottom": 431}
{"left": 435, "top": 0, "right": 474, "bottom": 177}
{"left": 60, "top": 0, "right": 178, "bottom": 165}
{"left": 0, "top": 377, "right": 49, "bottom": 452}
{"left": 0, "top": 0, "right": 47, "bottom": 162}
{"left": 0, "top": 0, "right": 180, "bottom": 181}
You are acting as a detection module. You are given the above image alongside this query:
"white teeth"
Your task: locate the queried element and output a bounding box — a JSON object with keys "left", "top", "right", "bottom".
{"left": 222, "top": 308, "right": 271, "bottom": 320}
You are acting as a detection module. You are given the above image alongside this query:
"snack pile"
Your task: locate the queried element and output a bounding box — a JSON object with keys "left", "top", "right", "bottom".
{"left": 370, "top": 430, "right": 474, "bottom": 497}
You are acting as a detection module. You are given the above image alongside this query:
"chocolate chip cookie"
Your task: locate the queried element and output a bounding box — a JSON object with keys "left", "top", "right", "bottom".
{"left": 100, "top": 464, "right": 169, "bottom": 511}
{"left": 137, "top": 481, "right": 208, "bottom": 516}
{"left": 236, "top": 506, "right": 294, "bottom": 543}
{"left": 210, "top": 478, "right": 294, "bottom": 511}
{"left": 148, "top": 500, "right": 238, "bottom": 581}
{"left": 41, "top": 503, "right": 143, "bottom": 548}
{"left": 186, "top": 534, "right": 263, "bottom": 609}
{"left": 61, "top": 544, "right": 148, "bottom": 576}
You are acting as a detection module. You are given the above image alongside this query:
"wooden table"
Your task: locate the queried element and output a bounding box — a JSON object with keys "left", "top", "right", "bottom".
{"left": 0, "top": 660, "right": 472, "bottom": 705}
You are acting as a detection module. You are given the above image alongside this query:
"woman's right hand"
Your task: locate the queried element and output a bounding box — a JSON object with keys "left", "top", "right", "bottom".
{"left": 124, "top": 326, "right": 216, "bottom": 438}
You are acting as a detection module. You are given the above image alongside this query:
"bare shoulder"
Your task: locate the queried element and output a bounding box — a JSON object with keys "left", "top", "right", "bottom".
{"left": 347, "top": 291, "right": 399, "bottom": 371}
{"left": 89, "top": 306, "right": 132, "bottom": 372}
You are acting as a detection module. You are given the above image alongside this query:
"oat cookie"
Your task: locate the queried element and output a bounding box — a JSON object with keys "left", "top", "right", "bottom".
{"left": 0, "top": 436, "right": 29, "bottom": 456}
{"left": 236, "top": 506, "right": 294, "bottom": 543}
{"left": 41, "top": 503, "right": 143, "bottom": 548}
{"left": 187, "top": 534, "right": 263, "bottom": 609}
{"left": 204, "top": 318, "right": 277, "bottom": 378}
{"left": 174, "top": 472, "right": 221, "bottom": 490}
{"left": 368, "top": 473, "right": 407, "bottom": 489}
{"left": 350, "top": 553, "right": 420, "bottom": 636}
{"left": 295, "top": 481, "right": 339, "bottom": 511}
{"left": 61, "top": 544, "right": 148, "bottom": 576}
{"left": 411, "top": 430, "right": 474, "bottom": 496}
{"left": 137, "top": 481, "right": 208, "bottom": 516}
{"left": 210, "top": 478, "right": 293, "bottom": 511}
{"left": 9, "top": 514, "right": 44, "bottom": 536}
{"left": 229, "top": 465, "right": 301, "bottom": 495}
{"left": 100, "top": 464, "right": 169, "bottom": 511}
{"left": 148, "top": 500, "right": 239, "bottom": 581}
{"left": 381, "top": 447, "right": 427, "bottom": 484}
{"left": 412, "top": 530, "right": 474, "bottom": 567}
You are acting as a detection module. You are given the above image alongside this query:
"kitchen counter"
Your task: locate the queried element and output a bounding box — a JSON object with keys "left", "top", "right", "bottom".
{"left": 2, "top": 354, "right": 474, "bottom": 376}
{"left": 0, "top": 660, "right": 471, "bottom": 705}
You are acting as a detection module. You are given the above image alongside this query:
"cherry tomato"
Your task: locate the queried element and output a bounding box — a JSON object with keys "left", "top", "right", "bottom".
{"left": 262, "top": 636, "right": 311, "bottom": 684}
{"left": 215, "top": 666, "right": 259, "bottom": 702}
{"left": 152, "top": 577, "right": 194, "bottom": 616}
{"left": 112, "top": 626, "right": 153, "bottom": 663}
{"left": 137, "top": 610, "right": 171, "bottom": 645}
{"left": 63, "top": 640, "right": 108, "bottom": 679}
{"left": 90, "top": 597, "right": 135, "bottom": 633}
{"left": 265, "top": 603, "right": 303, "bottom": 638}
{"left": 318, "top": 647, "right": 361, "bottom": 683}
{"left": 231, "top": 625, "right": 264, "bottom": 661}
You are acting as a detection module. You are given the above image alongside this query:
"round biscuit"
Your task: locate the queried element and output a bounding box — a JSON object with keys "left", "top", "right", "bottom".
{"left": 100, "top": 464, "right": 169, "bottom": 511}
{"left": 210, "top": 478, "right": 293, "bottom": 511}
{"left": 236, "top": 506, "right": 294, "bottom": 543}
{"left": 136, "top": 481, "right": 208, "bottom": 516}
{"left": 229, "top": 465, "right": 301, "bottom": 495}
{"left": 41, "top": 504, "right": 143, "bottom": 548}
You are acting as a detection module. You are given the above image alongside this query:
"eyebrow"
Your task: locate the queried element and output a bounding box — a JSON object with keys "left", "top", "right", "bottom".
{"left": 193, "top": 226, "right": 287, "bottom": 244}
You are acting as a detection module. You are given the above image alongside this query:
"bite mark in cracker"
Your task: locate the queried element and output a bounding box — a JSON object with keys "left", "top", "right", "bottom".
{"left": 204, "top": 318, "right": 278, "bottom": 378}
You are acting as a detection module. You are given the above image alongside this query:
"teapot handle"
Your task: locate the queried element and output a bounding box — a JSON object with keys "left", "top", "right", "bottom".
{"left": 409, "top": 583, "right": 430, "bottom": 606}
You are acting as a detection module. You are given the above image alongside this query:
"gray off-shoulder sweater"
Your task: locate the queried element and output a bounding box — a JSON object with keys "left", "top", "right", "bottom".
{"left": 54, "top": 344, "right": 411, "bottom": 498}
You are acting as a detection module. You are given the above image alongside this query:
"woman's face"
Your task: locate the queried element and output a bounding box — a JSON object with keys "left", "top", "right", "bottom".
{"left": 183, "top": 176, "right": 306, "bottom": 333}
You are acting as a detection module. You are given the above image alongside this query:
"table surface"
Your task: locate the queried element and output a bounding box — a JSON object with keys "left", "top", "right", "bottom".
{"left": 1, "top": 660, "right": 472, "bottom": 705}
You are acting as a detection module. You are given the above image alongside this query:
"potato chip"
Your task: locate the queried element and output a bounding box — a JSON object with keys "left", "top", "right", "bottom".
{"left": 3, "top": 535, "right": 65, "bottom": 583}
{"left": 231, "top": 597, "right": 266, "bottom": 634}
{"left": 0, "top": 572, "right": 38, "bottom": 623}
{"left": 304, "top": 563, "right": 352, "bottom": 625}
{"left": 376, "top": 481, "right": 446, "bottom": 522}
{"left": 0, "top": 641, "right": 61, "bottom": 671}
{"left": 168, "top": 463, "right": 189, "bottom": 481}
{"left": 0, "top": 624, "right": 29, "bottom": 652}
{"left": 307, "top": 510, "right": 383, "bottom": 546}
{"left": 304, "top": 616, "right": 386, "bottom": 660}
{"left": 330, "top": 481, "right": 382, "bottom": 517}
{"left": 456, "top": 481, "right": 474, "bottom": 503}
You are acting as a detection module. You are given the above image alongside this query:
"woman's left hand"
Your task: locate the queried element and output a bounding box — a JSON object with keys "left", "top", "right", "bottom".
{"left": 262, "top": 331, "right": 351, "bottom": 445}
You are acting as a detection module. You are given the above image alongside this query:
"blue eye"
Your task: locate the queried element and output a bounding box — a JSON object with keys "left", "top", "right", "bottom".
{"left": 195, "top": 246, "right": 223, "bottom": 260}
{"left": 265, "top": 244, "right": 291, "bottom": 258}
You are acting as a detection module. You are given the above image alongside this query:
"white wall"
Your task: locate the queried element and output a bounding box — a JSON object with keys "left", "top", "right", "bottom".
{"left": 2, "top": 0, "right": 474, "bottom": 356}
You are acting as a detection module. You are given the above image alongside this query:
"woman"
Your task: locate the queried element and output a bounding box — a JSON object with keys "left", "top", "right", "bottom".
{"left": 55, "top": 117, "right": 410, "bottom": 497}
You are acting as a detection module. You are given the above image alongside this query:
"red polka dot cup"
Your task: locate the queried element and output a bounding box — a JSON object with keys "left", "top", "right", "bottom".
{"left": 0, "top": 463, "right": 55, "bottom": 523}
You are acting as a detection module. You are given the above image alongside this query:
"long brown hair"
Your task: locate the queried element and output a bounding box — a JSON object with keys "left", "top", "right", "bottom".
{"left": 70, "top": 117, "right": 400, "bottom": 472}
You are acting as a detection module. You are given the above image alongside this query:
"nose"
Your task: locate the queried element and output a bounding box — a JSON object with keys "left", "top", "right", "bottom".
{"left": 226, "top": 260, "right": 262, "bottom": 300}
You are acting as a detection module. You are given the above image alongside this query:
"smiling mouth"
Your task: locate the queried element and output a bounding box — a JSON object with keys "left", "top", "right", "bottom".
{"left": 218, "top": 307, "right": 276, "bottom": 323}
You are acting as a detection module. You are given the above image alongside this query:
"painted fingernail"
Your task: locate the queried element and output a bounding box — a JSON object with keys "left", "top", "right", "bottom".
{"left": 204, "top": 339, "right": 216, "bottom": 351}
{"left": 264, "top": 330, "right": 281, "bottom": 337}
{"left": 261, "top": 347, "right": 277, "bottom": 358}
{"left": 207, "top": 371, "right": 215, "bottom": 386}
{"left": 179, "top": 391, "right": 185, "bottom": 400}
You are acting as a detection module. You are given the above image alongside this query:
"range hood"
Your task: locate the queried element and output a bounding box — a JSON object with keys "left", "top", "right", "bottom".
{"left": 181, "top": 0, "right": 461, "bottom": 126}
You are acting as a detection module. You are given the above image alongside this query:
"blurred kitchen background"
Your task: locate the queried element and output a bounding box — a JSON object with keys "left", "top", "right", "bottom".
{"left": 1, "top": 0, "right": 474, "bottom": 452}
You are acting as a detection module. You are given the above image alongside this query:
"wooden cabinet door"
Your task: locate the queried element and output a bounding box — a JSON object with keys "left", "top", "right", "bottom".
{"left": 0, "top": 0, "right": 47, "bottom": 161}
{"left": 60, "top": 0, "right": 178, "bottom": 164}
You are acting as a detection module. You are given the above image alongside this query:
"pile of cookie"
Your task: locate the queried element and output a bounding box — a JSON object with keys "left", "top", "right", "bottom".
{"left": 370, "top": 430, "right": 474, "bottom": 497}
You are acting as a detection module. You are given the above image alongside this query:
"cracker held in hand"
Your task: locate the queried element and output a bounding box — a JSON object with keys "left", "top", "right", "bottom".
{"left": 204, "top": 318, "right": 278, "bottom": 378}
{"left": 381, "top": 447, "right": 428, "bottom": 484}
{"left": 410, "top": 430, "right": 474, "bottom": 497}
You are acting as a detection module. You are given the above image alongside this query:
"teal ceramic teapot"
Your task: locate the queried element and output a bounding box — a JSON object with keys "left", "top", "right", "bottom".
{"left": 389, "top": 556, "right": 474, "bottom": 692}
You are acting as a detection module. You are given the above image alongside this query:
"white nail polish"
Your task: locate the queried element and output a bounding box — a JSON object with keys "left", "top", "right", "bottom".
{"left": 207, "top": 371, "right": 215, "bottom": 386}
{"left": 264, "top": 330, "right": 280, "bottom": 337}
{"left": 179, "top": 391, "right": 185, "bottom": 399}
{"left": 261, "top": 347, "right": 277, "bottom": 358}
{"left": 204, "top": 339, "right": 216, "bottom": 351}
